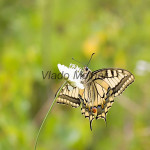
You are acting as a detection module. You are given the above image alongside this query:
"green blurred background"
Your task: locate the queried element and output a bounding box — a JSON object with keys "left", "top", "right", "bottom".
{"left": 1, "top": 0, "right": 150, "bottom": 150}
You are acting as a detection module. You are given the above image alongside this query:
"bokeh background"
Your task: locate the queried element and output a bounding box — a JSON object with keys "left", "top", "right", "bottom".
{"left": 1, "top": 0, "right": 150, "bottom": 150}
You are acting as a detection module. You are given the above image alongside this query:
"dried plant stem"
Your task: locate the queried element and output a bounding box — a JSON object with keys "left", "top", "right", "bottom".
{"left": 34, "top": 81, "right": 67, "bottom": 150}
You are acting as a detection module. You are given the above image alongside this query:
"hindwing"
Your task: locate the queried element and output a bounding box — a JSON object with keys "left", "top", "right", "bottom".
{"left": 80, "top": 79, "right": 114, "bottom": 130}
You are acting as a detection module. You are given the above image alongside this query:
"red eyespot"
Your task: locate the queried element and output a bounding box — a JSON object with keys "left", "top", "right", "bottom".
{"left": 92, "top": 107, "right": 97, "bottom": 113}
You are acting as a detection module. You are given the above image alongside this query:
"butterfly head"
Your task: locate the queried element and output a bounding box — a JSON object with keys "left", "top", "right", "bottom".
{"left": 83, "top": 66, "right": 92, "bottom": 74}
{"left": 85, "top": 66, "right": 88, "bottom": 71}
{"left": 79, "top": 67, "right": 92, "bottom": 83}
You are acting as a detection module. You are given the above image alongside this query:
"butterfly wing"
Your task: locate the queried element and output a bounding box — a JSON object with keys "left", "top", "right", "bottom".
{"left": 56, "top": 83, "right": 81, "bottom": 108}
{"left": 80, "top": 68, "right": 134, "bottom": 130}
{"left": 92, "top": 68, "right": 135, "bottom": 97}
{"left": 80, "top": 79, "right": 114, "bottom": 130}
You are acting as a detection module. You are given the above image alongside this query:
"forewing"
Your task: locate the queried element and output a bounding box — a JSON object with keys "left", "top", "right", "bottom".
{"left": 92, "top": 68, "right": 135, "bottom": 97}
{"left": 56, "top": 83, "right": 81, "bottom": 108}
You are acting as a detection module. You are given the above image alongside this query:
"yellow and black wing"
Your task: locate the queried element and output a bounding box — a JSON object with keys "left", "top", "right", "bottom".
{"left": 56, "top": 83, "right": 81, "bottom": 108}
{"left": 80, "top": 68, "right": 134, "bottom": 130}
{"left": 92, "top": 68, "right": 135, "bottom": 97}
{"left": 80, "top": 79, "right": 114, "bottom": 130}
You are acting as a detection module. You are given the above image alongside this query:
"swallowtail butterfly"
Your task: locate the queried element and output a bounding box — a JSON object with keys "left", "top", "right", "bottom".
{"left": 56, "top": 54, "right": 135, "bottom": 130}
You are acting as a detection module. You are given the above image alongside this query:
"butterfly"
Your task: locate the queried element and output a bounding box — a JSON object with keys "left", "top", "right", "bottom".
{"left": 56, "top": 53, "right": 135, "bottom": 130}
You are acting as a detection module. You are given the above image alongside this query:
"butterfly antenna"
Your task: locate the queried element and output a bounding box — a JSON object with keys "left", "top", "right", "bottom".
{"left": 72, "top": 58, "right": 85, "bottom": 66}
{"left": 87, "top": 53, "right": 95, "bottom": 67}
